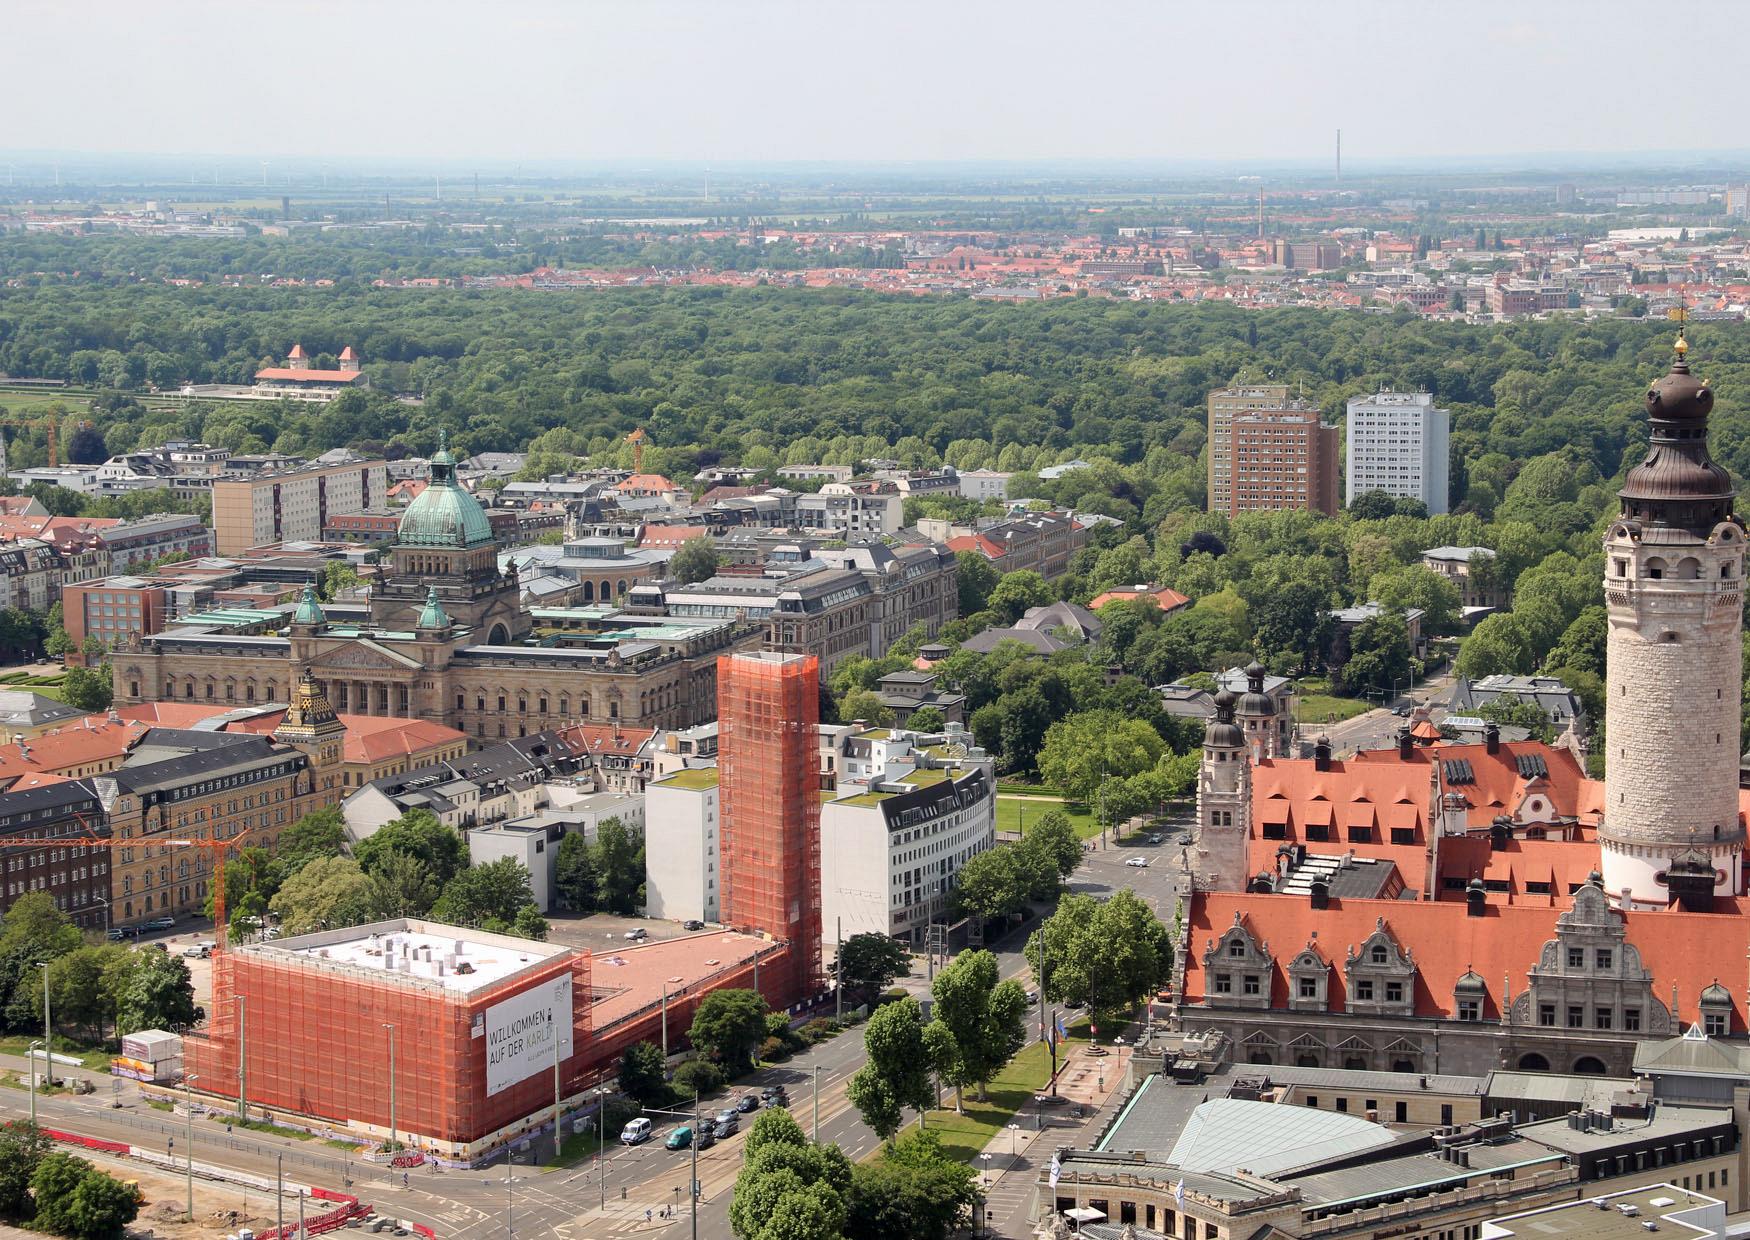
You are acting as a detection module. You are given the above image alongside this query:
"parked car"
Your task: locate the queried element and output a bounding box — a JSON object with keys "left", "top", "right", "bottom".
{"left": 735, "top": 1093, "right": 760, "bottom": 1114}
{"left": 712, "top": 1110, "right": 739, "bottom": 1136}
{"left": 682, "top": 920, "right": 705, "bottom": 932}
{"left": 1146, "top": 833, "right": 1162, "bottom": 845}
{"left": 665, "top": 1126, "right": 693, "bottom": 1151}
{"left": 624, "top": 928, "right": 648, "bottom": 942}
{"left": 760, "top": 1085, "right": 788, "bottom": 1103}
{"left": 1124, "top": 857, "right": 1150, "bottom": 868}
{"left": 695, "top": 1127, "right": 716, "bottom": 1150}
{"left": 105, "top": 928, "right": 128, "bottom": 942}
{"left": 182, "top": 942, "right": 215, "bottom": 959}
{"left": 144, "top": 916, "right": 175, "bottom": 931}
{"left": 620, "top": 1118, "right": 652, "bottom": 1146}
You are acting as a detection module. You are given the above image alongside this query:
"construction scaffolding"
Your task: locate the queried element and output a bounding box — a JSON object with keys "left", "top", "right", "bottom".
{"left": 717, "top": 652, "right": 823, "bottom": 1000}
{"left": 189, "top": 932, "right": 591, "bottom": 1152}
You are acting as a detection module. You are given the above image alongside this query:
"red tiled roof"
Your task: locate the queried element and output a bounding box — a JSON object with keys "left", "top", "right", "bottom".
{"left": 287, "top": 344, "right": 306, "bottom": 359}
{"left": 557, "top": 723, "right": 656, "bottom": 758}
{"left": 0, "top": 718, "right": 149, "bottom": 788}
{"left": 1184, "top": 890, "right": 1750, "bottom": 1031}
{"left": 945, "top": 533, "right": 1004, "bottom": 558}
{"left": 617, "top": 474, "right": 677, "bottom": 493}
{"left": 639, "top": 525, "right": 708, "bottom": 550}
{"left": 338, "top": 346, "right": 356, "bottom": 361}
{"left": 1089, "top": 585, "right": 1192, "bottom": 612}
{"left": 336, "top": 716, "right": 466, "bottom": 766}
{"left": 254, "top": 368, "right": 364, "bottom": 383}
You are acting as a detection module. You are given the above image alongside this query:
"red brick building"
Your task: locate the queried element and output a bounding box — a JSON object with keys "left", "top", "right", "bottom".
{"left": 1226, "top": 408, "right": 1340, "bottom": 516}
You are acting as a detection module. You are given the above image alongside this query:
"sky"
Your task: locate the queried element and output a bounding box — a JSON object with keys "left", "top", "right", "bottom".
{"left": 7, "top": 0, "right": 1746, "bottom": 169}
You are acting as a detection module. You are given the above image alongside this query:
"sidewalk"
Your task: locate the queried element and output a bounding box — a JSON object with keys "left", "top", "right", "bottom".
{"left": 975, "top": 1044, "right": 1133, "bottom": 1239}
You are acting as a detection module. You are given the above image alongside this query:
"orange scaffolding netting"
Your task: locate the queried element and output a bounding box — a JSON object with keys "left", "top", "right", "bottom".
{"left": 189, "top": 945, "right": 592, "bottom": 1146}
{"left": 717, "top": 652, "right": 822, "bottom": 1001}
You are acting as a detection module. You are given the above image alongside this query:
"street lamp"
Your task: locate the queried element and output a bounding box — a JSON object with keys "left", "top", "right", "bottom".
{"left": 26, "top": 1040, "right": 40, "bottom": 1128}
{"left": 382, "top": 1023, "right": 398, "bottom": 1158}
{"left": 639, "top": 1100, "right": 705, "bottom": 1240}
{"left": 93, "top": 898, "right": 110, "bottom": 936}
{"left": 1008, "top": 1121, "right": 1021, "bottom": 1165}
{"left": 35, "top": 962, "right": 50, "bottom": 1090}
{"left": 183, "top": 1073, "right": 200, "bottom": 1221}
{"left": 596, "top": 1085, "right": 608, "bottom": 1214}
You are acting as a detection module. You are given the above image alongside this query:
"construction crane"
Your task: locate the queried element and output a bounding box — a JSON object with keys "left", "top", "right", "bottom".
{"left": 0, "top": 417, "right": 94, "bottom": 469}
{"left": 626, "top": 426, "right": 646, "bottom": 473}
{"left": 0, "top": 825, "right": 254, "bottom": 950}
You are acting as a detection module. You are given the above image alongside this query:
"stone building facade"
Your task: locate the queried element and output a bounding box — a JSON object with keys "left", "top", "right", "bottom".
{"left": 111, "top": 439, "right": 760, "bottom": 744}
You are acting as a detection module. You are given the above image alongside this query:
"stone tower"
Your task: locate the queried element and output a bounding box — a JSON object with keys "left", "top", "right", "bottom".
{"left": 1196, "top": 690, "right": 1252, "bottom": 891}
{"left": 1601, "top": 334, "right": 1746, "bottom": 907}
{"left": 273, "top": 668, "right": 347, "bottom": 802}
{"left": 1234, "top": 661, "right": 1286, "bottom": 760}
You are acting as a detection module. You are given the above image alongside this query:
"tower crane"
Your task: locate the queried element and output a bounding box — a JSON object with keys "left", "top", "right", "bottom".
{"left": 0, "top": 820, "right": 254, "bottom": 950}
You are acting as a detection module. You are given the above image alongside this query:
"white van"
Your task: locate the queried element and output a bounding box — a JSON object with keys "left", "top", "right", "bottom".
{"left": 620, "top": 1117, "right": 652, "bottom": 1146}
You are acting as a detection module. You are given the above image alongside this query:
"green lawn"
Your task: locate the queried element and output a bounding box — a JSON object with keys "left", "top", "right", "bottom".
{"left": 1295, "top": 694, "right": 1373, "bottom": 725}
{"left": 897, "top": 1037, "right": 1083, "bottom": 1164}
{"left": 0, "top": 1035, "right": 112, "bottom": 1071}
{"left": 995, "top": 795, "right": 1100, "bottom": 839}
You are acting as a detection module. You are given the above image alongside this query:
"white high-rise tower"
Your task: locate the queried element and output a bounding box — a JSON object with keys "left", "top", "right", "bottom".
{"left": 1601, "top": 334, "right": 1745, "bottom": 906}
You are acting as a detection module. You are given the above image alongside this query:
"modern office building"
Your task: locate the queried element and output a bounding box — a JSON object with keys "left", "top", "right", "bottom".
{"left": 211, "top": 458, "right": 388, "bottom": 555}
{"left": 1227, "top": 406, "right": 1340, "bottom": 516}
{"left": 643, "top": 767, "right": 721, "bottom": 924}
{"left": 1207, "top": 384, "right": 1291, "bottom": 514}
{"left": 1344, "top": 389, "right": 1451, "bottom": 514}
{"left": 717, "top": 651, "right": 821, "bottom": 1001}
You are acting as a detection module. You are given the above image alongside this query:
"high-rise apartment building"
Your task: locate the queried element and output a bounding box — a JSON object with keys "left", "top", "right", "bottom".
{"left": 1207, "top": 384, "right": 1290, "bottom": 514}
{"left": 1344, "top": 389, "right": 1451, "bottom": 514}
{"left": 1227, "top": 407, "right": 1339, "bottom": 516}
{"left": 717, "top": 651, "right": 821, "bottom": 1001}
{"left": 212, "top": 459, "right": 388, "bottom": 555}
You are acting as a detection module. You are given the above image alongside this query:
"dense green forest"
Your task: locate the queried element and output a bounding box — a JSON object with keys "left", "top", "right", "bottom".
{"left": 4, "top": 281, "right": 1747, "bottom": 750}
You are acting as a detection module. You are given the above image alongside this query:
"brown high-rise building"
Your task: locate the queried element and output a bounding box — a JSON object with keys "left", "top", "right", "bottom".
{"left": 717, "top": 651, "right": 822, "bottom": 1004}
{"left": 1227, "top": 406, "right": 1340, "bottom": 517}
{"left": 1207, "top": 384, "right": 1291, "bottom": 514}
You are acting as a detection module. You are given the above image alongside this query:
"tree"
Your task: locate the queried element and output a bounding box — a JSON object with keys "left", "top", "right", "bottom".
{"left": 115, "top": 945, "right": 202, "bottom": 1035}
{"left": 955, "top": 551, "right": 999, "bottom": 617}
{"left": 1337, "top": 611, "right": 1413, "bottom": 698}
{"left": 319, "top": 560, "right": 361, "bottom": 602}
{"left": 352, "top": 810, "right": 466, "bottom": 887}
{"left": 61, "top": 665, "right": 111, "bottom": 712}
{"left": 670, "top": 536, "right": 721, "bottom": 585}
{"left": 29, "top": 1152, "right": 88, "bottom": 1235}
{"left": 62, "top": 1165, "right": 140, "bottom": 1239}
{"left": 0, "top": 1122, "right": 51, "bottom": 1219}
{"left": 269, "top": 856, "right": 375, "bottom": 935}
{"left": 846, "top": 997, "right": 936, "bottom": 1140}
{"left": 837, "top": 933, "right": 912, "bottom": 1006}
{"left": 952, "top": 845, "right": 1030, "bottom": 922}
{"left": 730, "top": 1109, "right": 853, "bottom": 1240}
{"left": 618, "top": 1041, "right": 668, "bottom": 1104}
{"left": 1476, "top": 693, "right": 1556, "bottom": 742}
{"left": 926, "top": 950, "right": 1027, "bottom": 1109}
{"left": 1030, "top": 890, "right": 1171, "bottom": 1030}
{"left": 986, "top": 570, "right": 1052, "bottom": 624}
{"left": 1250, "top": 580, "right": 1334, "bottom": 674}
{"left": 0, "top": 893, "right": 82, "bottom": 1033}
{"left": 845, "top": 1129, "right": 979, "bottom": 1240}
{"left": 363, "top": 849, "right": 440, "bottom": 918}
{"left": 276, "top": 807, "right": 347, "bottom": 865}
{"left": 689, "top": 988, "right": 770, "bottom": 1074}
{"left": 592, "top": 817, "right": 645, "bottom": 914}
{"left": 553, "top": 832, "right": 597, "bottom": 912}
{"left": 36, "top": 947, "right": 126, "bottom": 1043}
{"left": 431, "top": 858, "right": 536, "bottom": 927}
{"left": 1019, "top": 811, "right": 1081, "bottom": 884}
{"left": 905, "top": 705, "right": 945, "bottom": 733}
{"left": 837, "top": 689, "right": 893, "bottom": 728}
{"left": 1369, "top": 564, "right": 1462, "bottom": 636}
{"left": 1037, "top": 711, "right": 1165, "bottom": 803}
{"left": 510, "top": 905, "right": 549, "bottom": 941}
{"left": 1457, "top": 612, "right": 1537, "bottom": 679}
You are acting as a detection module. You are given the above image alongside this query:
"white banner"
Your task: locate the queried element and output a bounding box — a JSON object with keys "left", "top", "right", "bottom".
{"left": 484, "top": 974, "right": 574, "bottom": 1096}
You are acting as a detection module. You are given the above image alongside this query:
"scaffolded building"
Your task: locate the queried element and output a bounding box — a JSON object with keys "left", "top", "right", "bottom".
{"left": 717, "top": 650, "right": 822, "bottom": 1002}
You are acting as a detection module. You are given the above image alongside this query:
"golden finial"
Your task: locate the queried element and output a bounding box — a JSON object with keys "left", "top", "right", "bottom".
{"left": 1671, "top": 304, "right": 1690, "bottom": 356}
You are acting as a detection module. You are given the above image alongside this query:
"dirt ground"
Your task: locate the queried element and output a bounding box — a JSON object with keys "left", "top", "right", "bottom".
{"left": 65, "top": 1148, "right": 309, "bottom": 1239}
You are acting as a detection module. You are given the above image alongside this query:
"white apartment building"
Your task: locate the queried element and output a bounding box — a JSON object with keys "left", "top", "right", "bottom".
{"left": 211, "top": 459, "right": 389, "bottom": 555}
{"left": 1344, "top": 389, "right": 1451, "bottom": 514}
{"left": 957, "top": 469, "right": 1013, "bottom": 502}
{"left": 819, "top": 725, "right": 995, "bottom": 946}
{"left": 467, "top": 822, "right": 552, "bottom": 911}
{"left": 796, "top": 485, "right": 903, "bottom": 538}
{"left": 642, "top": 767, "right": 721, "bottom": 924}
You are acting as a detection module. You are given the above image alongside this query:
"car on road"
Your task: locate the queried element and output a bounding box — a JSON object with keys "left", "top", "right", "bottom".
{"left": 695, "top": 1126, "right": 716, "bottom": 1149}
{"left": 105, "top": 928, "right": 129, "bottom": 942}
{"left": 712, "top": 1110, "right": 739, "bottom": 1137}
{"left": 1124, "top": 857, "right": 1150, "bottom": 868}
{"left": 760, "top": 1085, "right": 787, "bottom": 1103}
{"left": 665, "top": 1126, "right": 693, "bottom": 1151}
{"left": 182, "top": 941, "right": 215, "bottom": 959}
{"left": 624, "top": 928, "right": 648, "bottom": 942}
{"left": 620, "top": 1117, "right": 652, "bottom": 1146}
{"left": 144, "top": 916, "right": 175, "bottom": 931}
{"left": 1146, "top": 833, "right": 1162, "bottom": 845}
{"left": 1393, "top": 705, "right": 1412, "bottom": 716}
{"left": 735, "top": 1093, "right": 760, "bottom": 1113}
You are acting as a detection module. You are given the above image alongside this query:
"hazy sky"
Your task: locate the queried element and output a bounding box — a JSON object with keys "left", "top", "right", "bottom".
{"left": 9, "top": 0, "right": 1745, "bottom": 167}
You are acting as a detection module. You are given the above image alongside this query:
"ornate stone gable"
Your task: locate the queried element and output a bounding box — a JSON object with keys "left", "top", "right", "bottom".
{"left": 308, "top": 639, "right": 423, "bottom": 673}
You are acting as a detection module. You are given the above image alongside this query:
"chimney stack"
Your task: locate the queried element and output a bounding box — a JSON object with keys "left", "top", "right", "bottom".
{"left": 1484, "top": 722, "right": 1500, "bottom": 755}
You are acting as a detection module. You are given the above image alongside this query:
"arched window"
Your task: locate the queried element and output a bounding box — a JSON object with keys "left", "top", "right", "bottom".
{"left": 1517, "top": 1052, "right": 1550, "bottom": 1071}
{"left": 583, "top": 581, "right": 595, "bottom": 603}
{"left": 1573, "top": 1056, "right": 1608, "bottom": 1075}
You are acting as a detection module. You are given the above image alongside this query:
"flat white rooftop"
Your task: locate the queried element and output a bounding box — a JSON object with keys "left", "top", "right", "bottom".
{"left": 257, "top": 918, "right": 572, "bottom": 997}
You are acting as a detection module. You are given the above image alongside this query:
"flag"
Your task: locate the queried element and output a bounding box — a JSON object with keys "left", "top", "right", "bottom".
{"left": 1049, "top": 1153, "right": 1062, "bottom": 1189}
{"left": 1174, "top": 1178, "right": 1185, "bottom": 1209}
{"left": 1055, "top": 1011, "right": 1068, "bottom": 1041}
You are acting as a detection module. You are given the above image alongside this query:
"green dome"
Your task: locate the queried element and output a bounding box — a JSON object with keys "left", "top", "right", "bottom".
{"left": 292, "top": 582, "right": 325, "bottom": 627}
{"left": 417, "top": 586, "right": 451, "bottom": 631}
{"left": 398, "top": 430, "right": 494, "bottom": 549}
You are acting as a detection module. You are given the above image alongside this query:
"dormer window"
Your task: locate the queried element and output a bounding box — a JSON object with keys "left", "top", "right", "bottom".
{"left": 1370, "top": 946, "right": 1387, "bottom": 964}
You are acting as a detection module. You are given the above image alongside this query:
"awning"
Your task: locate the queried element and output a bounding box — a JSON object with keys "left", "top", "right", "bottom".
{"left": 1063, "top": 1207, "right": 1108, "bottom": 1222}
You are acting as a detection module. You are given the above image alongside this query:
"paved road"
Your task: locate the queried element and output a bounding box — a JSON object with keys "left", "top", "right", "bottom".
{"left": 1319, "top": 667, "right": 1459, "bottom": 756}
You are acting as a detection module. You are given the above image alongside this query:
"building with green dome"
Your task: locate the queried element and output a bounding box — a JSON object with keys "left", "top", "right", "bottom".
{"left": 112, "top": 432, "right": 762, "bottom": 743}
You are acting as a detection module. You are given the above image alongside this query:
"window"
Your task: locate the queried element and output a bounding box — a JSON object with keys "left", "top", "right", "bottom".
{"left": 1242, "top": 975, "right": 1260, "bottom": 996}
{"left": 1596, "top": 949, "right": 1613, "bottom": 970}
{"left": 1441, "top": 1104, "right": 1453, "bottom": 1126}
{"left": 1458, "top": 999, "right": 1480, "bottom": 1022}
{"left": 1298, "top": 977, "right": 1318, "bottom": 999}
{"left": 1538, "top": 1004, "right": 1556, "bottom": 1027}
{"left": 1706, "top": 1012, "right": 1729, "bottom": 1037}
{"left": 1228, "top": 941, "right": 1246, "bottom": 957}
{"left": 1596, "top": 1008, "right": 1613, "bottom": 1030}
{"left": 1370, "top": 946, "right": 1388, "bottom": 964}
{"left": 1385, "top": 982, "right": 1403, "bottom": 1004}
{"left": 1391, "top": 828, "right": 1416, "bottom": 845}
{"left": 1355, "top": 979, "right": 1374, "bottom": 1001}
{"left": 1214, "top": 973, "right": 1232, "bottom": 994}
{"left": 1395, "top": 1101, "right": 1408, "bottom": 1123}
{"left": 1305, "top": 1096, "right": 1319, "bottom": 1108}
{"left": 1566, "top": 947, "right": 1584, "bottom": 969}
{"left": 1567, "top": 1005, "right": 1584, "bottom": 1028}
{"left": 1625, "top": 1007, "right": 1642, "bottom": 1032}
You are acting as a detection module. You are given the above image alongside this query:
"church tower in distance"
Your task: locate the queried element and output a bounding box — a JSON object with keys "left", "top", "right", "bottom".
{"left": 1601, "top": 333, "right": 1745, "bottom": 906}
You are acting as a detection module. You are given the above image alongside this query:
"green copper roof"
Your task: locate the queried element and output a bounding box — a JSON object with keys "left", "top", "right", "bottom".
{"left": 398, "top": 429, "right": 494, "bottom": 549}
{"left": 292, "top": 582, "right": 325, "bottom": 627}
{"left": 417, "top": 586, "right": 451, "bottom": 631}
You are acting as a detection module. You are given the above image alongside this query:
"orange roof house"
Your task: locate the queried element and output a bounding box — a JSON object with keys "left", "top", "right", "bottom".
{"left": 1089, "top": 584, "right": 1192, "bottom": 613}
